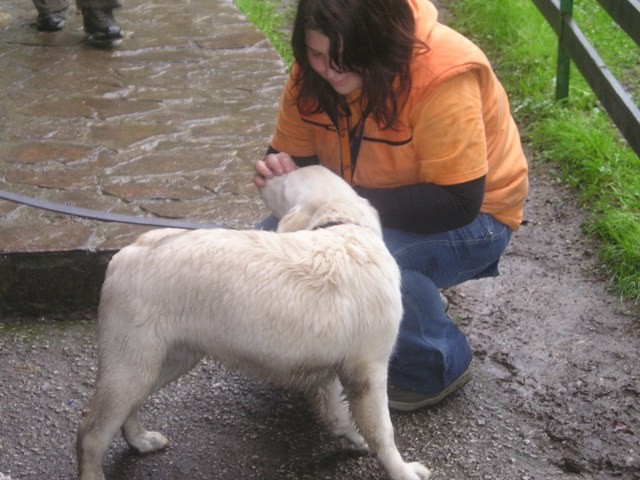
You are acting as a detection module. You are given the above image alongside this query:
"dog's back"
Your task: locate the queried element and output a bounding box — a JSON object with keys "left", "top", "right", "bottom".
{"left": 98, "top": 224, "right": 401, "bottom": 385}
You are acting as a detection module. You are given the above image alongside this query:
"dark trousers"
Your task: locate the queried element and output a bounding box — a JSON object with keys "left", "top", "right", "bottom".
{"left": 32, "top": 0, "right": 122, "bottom": 15}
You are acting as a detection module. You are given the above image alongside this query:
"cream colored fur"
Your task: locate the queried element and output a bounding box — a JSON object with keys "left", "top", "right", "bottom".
{"left": 76, "top": 165, "right": 431, "bottom": 480}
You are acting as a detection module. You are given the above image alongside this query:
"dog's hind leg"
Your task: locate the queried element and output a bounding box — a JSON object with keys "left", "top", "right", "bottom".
{"left": 309, "top": 377, "right": 368, "bottom": 450}
{"left": 341, "top": 363, "right": 431, "bottom": 480}
{"left": 77, "top": 368, "right": 152, "bottom": 480}
{"left": 78, "top": 346, "right": 201, "bottom": 479}
{"left": 121, "top": 347, "right": 203, "bottom": 453}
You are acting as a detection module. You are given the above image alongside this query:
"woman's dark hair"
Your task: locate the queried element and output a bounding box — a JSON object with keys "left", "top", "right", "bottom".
{"left": 291, "top": 0, "right": 424, "bottom": 129}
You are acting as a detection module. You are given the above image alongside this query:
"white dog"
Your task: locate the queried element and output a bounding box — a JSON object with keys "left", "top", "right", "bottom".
{"left": 76, "top": 165, "right": 431, "bottom": 480}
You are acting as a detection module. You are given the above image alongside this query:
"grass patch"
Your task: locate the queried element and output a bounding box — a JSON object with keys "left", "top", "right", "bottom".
{"left": 235, "top": 0, "right": 295, "bottom": 66}
{"left": 574, "top": 0, "right": 640, "bottom": 105}
{"left": 445, "top": 0, "right": 639, "bottom": 302}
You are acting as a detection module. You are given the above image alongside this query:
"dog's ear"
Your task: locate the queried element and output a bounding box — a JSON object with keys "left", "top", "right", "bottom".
{"left": 277, "top": 205, "right": 313, "bottom": 233}
{"left": 260, "top": 176, "right": 289, "bottom": 218}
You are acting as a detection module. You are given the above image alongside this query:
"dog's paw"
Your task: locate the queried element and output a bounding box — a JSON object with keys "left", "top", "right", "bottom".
{"left": 345, "top": 429, "right": 369, "bottom": 451}
{"left": 129, "top": 431, "right": 170, "bottom": 454}
{"left": 404, "top": 461, "right": 431, "bottom": 480}
{"left": 337, "top": 433, "right": 369, "bottom": 452}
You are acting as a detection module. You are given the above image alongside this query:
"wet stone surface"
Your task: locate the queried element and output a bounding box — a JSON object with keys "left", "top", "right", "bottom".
{"left": 0, "top": 0, "right": 285, "bottom": 256}
{"left": 0, "top": 0, "right": 287, "bottom": 312}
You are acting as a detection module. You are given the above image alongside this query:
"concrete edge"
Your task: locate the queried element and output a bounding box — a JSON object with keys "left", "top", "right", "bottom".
{"left": 0, "top": 249, "right": 117, "bottom": 315}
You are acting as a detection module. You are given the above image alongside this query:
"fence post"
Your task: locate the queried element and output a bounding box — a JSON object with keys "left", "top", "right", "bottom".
{"left": 555, "top": 0, "right": 574, "bottom": 100}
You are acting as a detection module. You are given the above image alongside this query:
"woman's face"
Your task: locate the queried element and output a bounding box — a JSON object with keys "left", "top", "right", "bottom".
{"left": 305, "top": 29, "right": 363, "bottom": 96}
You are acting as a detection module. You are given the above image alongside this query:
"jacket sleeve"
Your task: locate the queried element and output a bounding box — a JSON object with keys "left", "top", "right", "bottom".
{"left": 270, "top": 67, "right": 319, "bottom": 158}
{"left": 355, "top": 176, "right": 485, "bottom": 234}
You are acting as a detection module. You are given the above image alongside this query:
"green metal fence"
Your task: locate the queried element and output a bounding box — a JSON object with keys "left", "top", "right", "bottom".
{"left": 530, "top": 0, "right": 640, "bottom": 156}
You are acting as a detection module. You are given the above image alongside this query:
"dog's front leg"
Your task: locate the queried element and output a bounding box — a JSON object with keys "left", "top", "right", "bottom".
{"left": 308, "top": 377, "right": 368, "bottom": 450}
{"left": 341, "top": 364, "right": 431, "bottom": 480}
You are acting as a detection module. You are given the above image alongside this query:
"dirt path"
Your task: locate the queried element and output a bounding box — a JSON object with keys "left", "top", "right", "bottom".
{"left": 451, "top": 158, "right": 639, "bottom": 478}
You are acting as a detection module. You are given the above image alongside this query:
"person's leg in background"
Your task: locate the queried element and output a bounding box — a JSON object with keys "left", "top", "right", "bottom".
{"left": 32, "top": 0, "right": 69, "bottom": 31}
{"left": 76, "top": 0, "right": 122, "bottom": 46}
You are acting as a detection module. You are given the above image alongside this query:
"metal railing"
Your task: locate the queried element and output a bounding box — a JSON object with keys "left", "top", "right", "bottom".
{"left": 530, "top": 0, "right": 640, "bottom": 156}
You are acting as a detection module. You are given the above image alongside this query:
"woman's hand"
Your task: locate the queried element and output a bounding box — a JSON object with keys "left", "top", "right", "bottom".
{"left": 254, "top": 152, "right": 298, "bottom": 188}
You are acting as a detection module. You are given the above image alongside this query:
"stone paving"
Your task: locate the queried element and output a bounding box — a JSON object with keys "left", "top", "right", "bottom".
{"left": 0, "top": 0, "right": 287, "bottom": 313}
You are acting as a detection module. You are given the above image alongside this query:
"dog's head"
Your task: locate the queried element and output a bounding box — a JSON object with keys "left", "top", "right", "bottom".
{"left": 260, "top": 165, "right": 382, "bottom": 237}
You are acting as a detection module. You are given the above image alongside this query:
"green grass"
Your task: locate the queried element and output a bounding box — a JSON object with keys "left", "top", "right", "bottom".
{"left": 235, "top": 0, "right": 295, "bottom": 66}
{"left": 235, "top": 0, "right": 640, "bottom": 303}
{"left": 574, "top": 0, "right": 640, "bottom": 105}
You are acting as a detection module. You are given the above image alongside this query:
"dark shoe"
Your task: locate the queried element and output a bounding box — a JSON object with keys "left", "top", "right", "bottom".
{"left": 81, "top": 8, "right": 122, "bottom": 47}
{"left": 388, "top": 367, "right": 473, "bottom": 412}
{"left": 36, "top": 13, "right": 66, "bottom": 31}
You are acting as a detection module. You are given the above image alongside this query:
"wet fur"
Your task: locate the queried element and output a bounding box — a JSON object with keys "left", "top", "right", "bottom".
{"left": 76, "top": 166, "right": 431, "bottom": 480}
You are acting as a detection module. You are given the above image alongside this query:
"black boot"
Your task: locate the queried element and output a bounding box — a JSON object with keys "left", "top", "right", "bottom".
{"left": 36, "top": 12, "right": 67, "bottom": 31}
{"left": 81, "top": 8, "right": 122, "bottom": 47}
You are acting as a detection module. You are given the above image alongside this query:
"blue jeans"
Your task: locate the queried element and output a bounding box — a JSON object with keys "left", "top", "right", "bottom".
{"left": 384, "top": 213, "right": 511, "bottom": 394}
{"left": 256, "top": 213, "right": 512, "bottom": 394}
